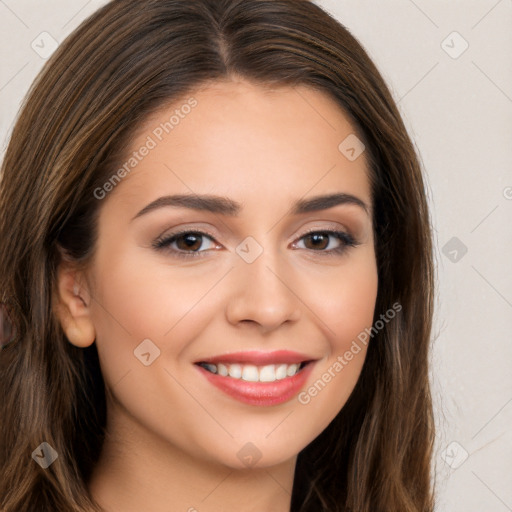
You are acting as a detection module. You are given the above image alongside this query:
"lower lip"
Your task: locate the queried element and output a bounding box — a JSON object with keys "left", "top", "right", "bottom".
{"left": 195, "top": 362, "right": 315, "bottom": 406}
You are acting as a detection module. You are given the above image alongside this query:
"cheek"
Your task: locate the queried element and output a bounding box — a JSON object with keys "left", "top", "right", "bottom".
{"left": 92, "top": 245, "right": 203, "bottom": 333}
{"left": 88, "top": 251, "right": 221, "bottom": 378}
{"left": 313, "top": 248, "right": 379, "bottom": 351}
{"left": 296, "top": 250, "right": 378, "bottom": 417}
{"left": 325, "top": 272, "right": 378, "bottom": 350}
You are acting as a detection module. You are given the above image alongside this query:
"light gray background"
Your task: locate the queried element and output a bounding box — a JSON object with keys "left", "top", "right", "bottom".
{"left": 1, "top": 1, "right": 511, "bottom": 510}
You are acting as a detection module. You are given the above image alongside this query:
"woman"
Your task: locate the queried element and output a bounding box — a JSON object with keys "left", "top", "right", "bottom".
{"left": 0, "top": 0, "right": 435, "bottom": 510}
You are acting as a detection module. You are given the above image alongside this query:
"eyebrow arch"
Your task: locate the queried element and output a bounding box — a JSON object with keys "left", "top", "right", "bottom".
{"left": 131, "top": 192, "right": 370, "bottom": 221}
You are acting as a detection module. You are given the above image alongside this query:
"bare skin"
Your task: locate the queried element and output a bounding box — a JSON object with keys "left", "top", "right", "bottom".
{"left": 55, "top": 78, "right": 378, "bottom": 512}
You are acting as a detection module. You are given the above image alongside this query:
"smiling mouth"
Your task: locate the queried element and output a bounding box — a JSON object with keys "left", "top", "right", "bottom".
{"left": 195, "top": 361, "right": 311, "bottom": 383}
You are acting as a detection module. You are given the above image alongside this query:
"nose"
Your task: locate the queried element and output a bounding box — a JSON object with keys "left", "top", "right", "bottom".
{"left": 225, "top": 246, "right": 302, "bottom": 333}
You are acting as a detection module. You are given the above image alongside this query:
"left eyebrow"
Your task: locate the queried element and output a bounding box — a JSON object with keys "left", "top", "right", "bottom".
{"left": 131, "top": 192, "right": 370, "bottom": 221}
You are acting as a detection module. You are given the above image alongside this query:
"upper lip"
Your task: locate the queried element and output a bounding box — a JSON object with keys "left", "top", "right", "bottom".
{"left": 195, "top": 350, "right": 316, "bottom": 366}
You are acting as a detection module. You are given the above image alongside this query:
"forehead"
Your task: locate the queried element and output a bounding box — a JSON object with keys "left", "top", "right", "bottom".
{"left": 106, "top": 79, "right": 372, "bottom": 212}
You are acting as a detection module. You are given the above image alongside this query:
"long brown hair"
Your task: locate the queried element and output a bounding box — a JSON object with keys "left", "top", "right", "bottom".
{"left": 0, "top": 1, "right": 435, "bottom": 510}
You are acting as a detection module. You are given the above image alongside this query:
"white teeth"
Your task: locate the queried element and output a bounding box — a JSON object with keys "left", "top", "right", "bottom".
{"left": 287, "top": 363, "right": 300, "bottom": 376}
{"left": 228, "top": 364, "right": 242, "bottom": 379}
{"left": 259, "top": 364, "right": 276, "bottom": 382}
{"left": 241, "top": 365, "right": 259, "bottom": 382}
{"left": 200, "top": 361, "right": 303, "bottom": 382}
{"left": 217, "top": 363, "right": 228, "bottom": 376}
{"left": 275, "top": 364, "right": 288, "bottom": 380}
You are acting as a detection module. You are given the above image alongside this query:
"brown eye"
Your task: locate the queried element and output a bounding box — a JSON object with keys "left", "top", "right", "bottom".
{"left": 152, "top": 230, "right": 218, "bottom": 258}
{"left": 303, "top": 233, "right": 330, "bottom": 250}
{"left": 174, "top": 233, "right": 204, "bottom": 252}
{"left": 294, "top": 230, "right": 359, "bottom": 256}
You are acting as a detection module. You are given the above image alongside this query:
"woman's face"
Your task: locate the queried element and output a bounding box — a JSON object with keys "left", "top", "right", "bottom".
{"left": 69, "top": 79, "right": 378, "bottom": 469}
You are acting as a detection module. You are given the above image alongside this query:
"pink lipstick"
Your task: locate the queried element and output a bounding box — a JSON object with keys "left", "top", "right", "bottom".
{"left": 194, "top": 350, "right": 316, "bottom": 406}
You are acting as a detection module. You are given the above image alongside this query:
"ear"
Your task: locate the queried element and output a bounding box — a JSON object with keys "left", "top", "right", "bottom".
{"left": 53, "top": 261, "right": 96, "bottom": 348}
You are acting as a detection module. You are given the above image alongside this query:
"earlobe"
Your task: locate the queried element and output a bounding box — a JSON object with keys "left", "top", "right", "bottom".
{"left": 53, "top": 264, "right": 96, "bottom": 348}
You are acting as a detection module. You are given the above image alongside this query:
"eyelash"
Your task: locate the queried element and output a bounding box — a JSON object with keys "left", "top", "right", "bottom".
{"left": 152, "top": 228, "right": 360, "bottom": 259}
